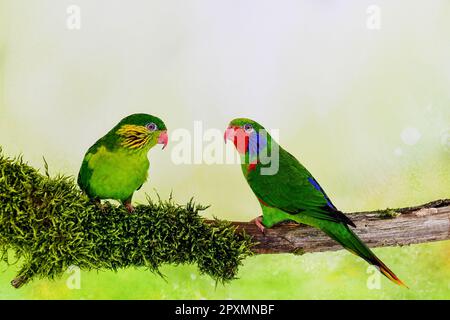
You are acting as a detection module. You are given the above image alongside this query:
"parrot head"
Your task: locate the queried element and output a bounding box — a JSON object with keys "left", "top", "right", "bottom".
{"left": 114, "top": 113, "right": 168, "bottom": 151}
{"left": 224, "top": 118, "right": 269, "bottom": 156}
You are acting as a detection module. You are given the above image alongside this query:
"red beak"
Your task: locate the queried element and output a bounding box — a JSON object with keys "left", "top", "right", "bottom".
{"left": 158, "top": 130, "right": 168, "bottom": 149}
{"left": 224, "top": 125, "right": 248, "bottom": 154}
{"left": 224, "top": 126, "right": 236, "bottom": 143}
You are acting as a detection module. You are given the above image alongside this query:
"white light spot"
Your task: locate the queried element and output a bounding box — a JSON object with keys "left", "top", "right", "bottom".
{"left": 394, "top": 147, "right": 403, "bottom": 156}
{"left": 190, "top": 273, "right": 197, "bottom": 281}
{"left": 401, "top": 127, "right": 421, "bottom": 146}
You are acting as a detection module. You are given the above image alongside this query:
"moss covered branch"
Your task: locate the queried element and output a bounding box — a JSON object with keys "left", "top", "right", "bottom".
{"left": 1, "top": 148, "right": 448, "bottom": 288}
{"left": 0, "top": 150, "right": 253, "bottom": 288}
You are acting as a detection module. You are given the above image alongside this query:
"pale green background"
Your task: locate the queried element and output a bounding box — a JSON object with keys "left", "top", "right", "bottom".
{"left": 0, "top": 0, "right": 449, "bottom": 299}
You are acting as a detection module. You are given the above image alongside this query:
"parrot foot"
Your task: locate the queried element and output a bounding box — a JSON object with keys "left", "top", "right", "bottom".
{"left": 251, "top": 216, "right": 266, "bottom": 235}
{"left": 125, "top": 202, "right": 135, "bottom": 213}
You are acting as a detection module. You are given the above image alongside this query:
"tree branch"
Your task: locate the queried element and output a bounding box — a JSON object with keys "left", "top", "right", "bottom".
{"left": 2, "top": 148, "right": 449, "bottom": 287}
{"left": 223, "top": 199, "right": 450, "bottom": 254}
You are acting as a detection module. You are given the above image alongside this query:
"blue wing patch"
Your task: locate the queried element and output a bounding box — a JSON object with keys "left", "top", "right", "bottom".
{"left": 307, "top": 177, "right": 337, "bottom": 210}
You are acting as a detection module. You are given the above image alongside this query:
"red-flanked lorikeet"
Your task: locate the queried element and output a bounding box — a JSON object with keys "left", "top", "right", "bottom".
{"left": 225, "top": 118, "right": 406, "bottom": 287}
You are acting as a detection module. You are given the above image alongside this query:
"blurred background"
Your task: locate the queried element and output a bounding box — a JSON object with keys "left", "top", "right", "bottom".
{"left": 0, "top": 0, "right": 449, "bottom": 299}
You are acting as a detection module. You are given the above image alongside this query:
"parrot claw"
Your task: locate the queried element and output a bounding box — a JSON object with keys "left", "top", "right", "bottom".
{"left": 252, "top": 216, "right": 266, "bottom": 235}
{"left": 125, "top": 202, "right": 135, "bottom": 213}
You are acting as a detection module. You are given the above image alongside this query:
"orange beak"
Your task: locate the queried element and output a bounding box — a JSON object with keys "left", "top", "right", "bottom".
{"left": 224, "top": 125, "right": 249, "bottom": 154}
{"left": 224, "top": 126, "right": 236, "bottom": 143}
{"left": 158, "top": 130, "right": 168, "bottom": 149}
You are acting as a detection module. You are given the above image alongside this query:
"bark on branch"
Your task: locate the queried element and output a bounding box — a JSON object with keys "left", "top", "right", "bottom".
{"left": 222, "top": 199, "right": 450, "bottom": 254}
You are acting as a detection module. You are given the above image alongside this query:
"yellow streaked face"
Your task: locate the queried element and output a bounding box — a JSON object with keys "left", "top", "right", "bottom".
{"left": 116, "top": 123, "right": 168, "bottom": 151}
{"left": 117, "top": 124, "right": 152, "bottom": 149}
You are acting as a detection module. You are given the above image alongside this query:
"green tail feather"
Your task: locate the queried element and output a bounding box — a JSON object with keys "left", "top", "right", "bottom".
{"left": 264, "top": 208, "right": 407, "bottom": 287}
{"left": 321, "top": 222, "right": 407, "bottom": 287}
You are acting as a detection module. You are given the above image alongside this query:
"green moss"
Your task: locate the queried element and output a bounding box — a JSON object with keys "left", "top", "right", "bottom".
{"left": 292, "top": 248, "right": 305, "bottom": 256}
{"left": 0, "top": 148, "right": 254, "bottom": 288}
{"left": 377, "top": 208, "right": 400, "bottom": 219}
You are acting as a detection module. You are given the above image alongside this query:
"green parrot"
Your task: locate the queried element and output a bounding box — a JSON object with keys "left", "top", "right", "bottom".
{"left": 78, "top": 113, "right": 168, "bottom": 212}
{"left": 225, "top": 118, "right": 406, "bottom": 287}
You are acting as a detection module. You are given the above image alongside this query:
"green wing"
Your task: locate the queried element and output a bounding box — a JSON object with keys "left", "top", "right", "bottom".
{"left": 247, "top": 147, "right": 355, "bottom": 226}
{"left": 77, "top": 143, "right": 100, "bottom": 198}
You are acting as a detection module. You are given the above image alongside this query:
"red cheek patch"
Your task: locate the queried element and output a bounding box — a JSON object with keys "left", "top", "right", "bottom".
{"left": 233, "top": 129, "right": 249, "bottom": 154}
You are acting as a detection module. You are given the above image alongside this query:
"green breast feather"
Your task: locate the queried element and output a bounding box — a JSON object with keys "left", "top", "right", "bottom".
{"left": 78, "top": 144, "right": 149, "bottom": 202}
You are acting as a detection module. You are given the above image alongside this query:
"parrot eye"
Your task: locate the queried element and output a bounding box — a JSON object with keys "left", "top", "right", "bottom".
{"left": 243, "top": 124, "right": 253, "bottom": 133}
{"left": 146, "top": 123, "right": 157, "bottom": 131}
